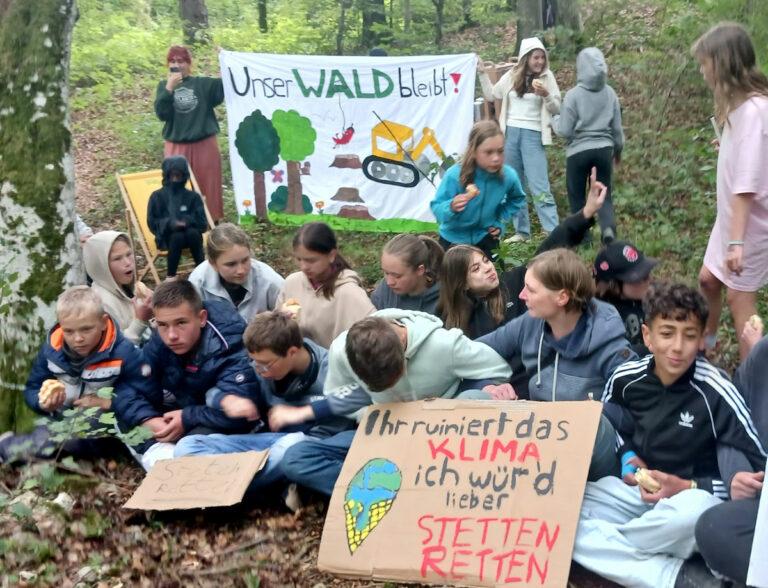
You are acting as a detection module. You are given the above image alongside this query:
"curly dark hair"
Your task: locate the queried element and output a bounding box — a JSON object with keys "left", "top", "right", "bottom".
{"left": 643, "top": 282, "right": 708, "bottom": 329}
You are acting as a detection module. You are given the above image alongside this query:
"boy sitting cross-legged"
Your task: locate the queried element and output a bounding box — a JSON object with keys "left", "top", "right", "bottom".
{"left": 0, "top": 286, "right": 148, "bottom": 463}
{"left": 112, "top": 279, "right": 260, "bottom": 470}
{"left": 173, "top": 311, "right": 354, "bottom": 490}
{"left": 572, "top": 282, "right": 767, "bottom": 588}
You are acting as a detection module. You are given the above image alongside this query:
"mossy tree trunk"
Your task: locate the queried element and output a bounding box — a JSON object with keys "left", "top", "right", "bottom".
{"left": 0, "top": 0, "right": 83, "bottom": 432}
{"left": 179, "top": 0, "right": 209, "bottom": 45}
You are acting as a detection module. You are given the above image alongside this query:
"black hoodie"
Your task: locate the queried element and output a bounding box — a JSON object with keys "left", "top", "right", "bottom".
{"left": 147, "top": 156, "right": 207, "bottom": 249}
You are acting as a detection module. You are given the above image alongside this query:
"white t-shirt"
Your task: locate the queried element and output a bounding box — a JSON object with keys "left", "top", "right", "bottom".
{"left": 505, "top": 91, "right": 543, "bottom": 131}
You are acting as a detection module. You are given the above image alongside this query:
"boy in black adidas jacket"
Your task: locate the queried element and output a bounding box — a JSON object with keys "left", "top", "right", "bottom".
{"left": 572, "top": 282, "right": 766, "bottom": 588}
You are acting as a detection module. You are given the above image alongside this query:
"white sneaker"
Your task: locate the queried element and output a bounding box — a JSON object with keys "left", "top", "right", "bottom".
{"left": 284, "top": 483, "right": 303, "bottom": 513}
{"left": 505, "top": 233, "right": 529, "bottom": 244}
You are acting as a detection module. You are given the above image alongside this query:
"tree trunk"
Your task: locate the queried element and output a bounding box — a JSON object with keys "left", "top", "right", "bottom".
{"left": 403, "top": 0, "right": 412, "bottom": 33}
{"left": 336, "top": 0, "right": 351, "bottom": 55}
{"left": 0, "top": 0, "right": 83, "bottom": 433}
{"left": 360, "top": 0, "right": 386, "bottom": 48}
{"left": 432, "top": 0, "right": 444, "bottom": 46}
{"left": 557, "top": 0, "right": 582, "bottom": 32}
{"left": 461, "top": 0, "right": 475, "bottom": 30}
{"left": 253, "top": 171, "right": 267, "bottom": 220}
{"left": 179, "top": 0, "right": 209, "bottom": 44}
{"left": 257, "top": 0, "right": 267, "bottom": 33}
{"left": 285, "top": 161, "right": 303, "bottom": 215}
{"left": 516, "top": 0, "right": 542, "bottom": 53}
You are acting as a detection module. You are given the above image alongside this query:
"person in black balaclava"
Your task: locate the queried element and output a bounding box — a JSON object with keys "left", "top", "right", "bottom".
{"left": 147, "top": 155, "right": 207, "bottom": 278}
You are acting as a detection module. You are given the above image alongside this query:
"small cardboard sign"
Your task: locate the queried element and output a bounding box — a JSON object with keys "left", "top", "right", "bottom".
{"left": 318, "top": 399, "right": 602, "bottom": 587}
{"left": 123, "top": 451, "right": 268, "bottom": 511}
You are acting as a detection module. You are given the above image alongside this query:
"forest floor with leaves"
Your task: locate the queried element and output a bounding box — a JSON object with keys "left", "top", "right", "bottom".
{"left": 0, "top": 455, "right": 613, "bottom": 587}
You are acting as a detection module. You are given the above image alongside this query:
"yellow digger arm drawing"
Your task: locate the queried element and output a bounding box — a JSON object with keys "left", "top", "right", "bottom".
{"left": 363, "top": 120, "right": 446, "bottom": 188}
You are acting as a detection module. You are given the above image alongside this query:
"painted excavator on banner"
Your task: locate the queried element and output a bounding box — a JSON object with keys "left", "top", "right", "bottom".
{"left": 362, "top": 120, "right": 446, "bottom": 188}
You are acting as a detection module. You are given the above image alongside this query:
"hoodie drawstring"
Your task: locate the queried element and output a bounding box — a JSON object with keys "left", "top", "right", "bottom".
{"left": 552, "top": 353, "right": 559, "bottom": 401}
{"left": 536, "top": 331, "right": 544, "bottom": 387}
{"left": 535, "top": 329, "right": 560, "bottom": 400}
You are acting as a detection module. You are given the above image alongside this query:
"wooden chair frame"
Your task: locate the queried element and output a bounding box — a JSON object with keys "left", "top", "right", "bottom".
{"left": 116, "top": 168, "right": 215, "bottom": 284}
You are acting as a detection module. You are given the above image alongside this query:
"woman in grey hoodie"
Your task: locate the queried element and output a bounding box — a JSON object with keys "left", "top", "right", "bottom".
{"left": 553, "top": 47, "right": 624, "bottom": 245}
{"left": 479, "top": 248, "right": 635, "bottom": 479}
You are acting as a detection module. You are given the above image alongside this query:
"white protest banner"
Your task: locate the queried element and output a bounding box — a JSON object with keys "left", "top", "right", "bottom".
{"left": 219, "top": 51, "right": 476, "bottom": 232}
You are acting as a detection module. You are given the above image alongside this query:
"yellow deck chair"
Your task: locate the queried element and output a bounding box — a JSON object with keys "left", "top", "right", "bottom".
{"left": 116, "top": 169, "right": 215, "bottom": 284}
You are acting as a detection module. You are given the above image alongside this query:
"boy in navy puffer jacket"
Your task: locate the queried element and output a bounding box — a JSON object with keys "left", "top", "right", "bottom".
{"left": 1, "top": 287, "right": 150, "bottom": 463}
{"left": 112, "top": 280, "right": 260, "bottom": 470}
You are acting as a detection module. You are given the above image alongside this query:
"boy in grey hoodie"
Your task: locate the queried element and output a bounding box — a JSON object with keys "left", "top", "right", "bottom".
{"left": 274, "top": 309, "right": 512, "bottom": 496}
{"left": 553, "top": 47, "right": 624, "bottom": 244}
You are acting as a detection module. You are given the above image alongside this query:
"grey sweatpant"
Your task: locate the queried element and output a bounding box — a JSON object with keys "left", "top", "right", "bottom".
{"left": 573, "top": 476, "right": 722, "bottom": 588}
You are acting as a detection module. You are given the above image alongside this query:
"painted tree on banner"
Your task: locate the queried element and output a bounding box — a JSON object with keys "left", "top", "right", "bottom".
{"left": 235, "top": 109, "right": 281, "bottom": 220}
{"left": 272, "top": 109, "right": 317, "bottom": 215}
{"left": 0, "top": 0, "right": 83, "bottom": 431}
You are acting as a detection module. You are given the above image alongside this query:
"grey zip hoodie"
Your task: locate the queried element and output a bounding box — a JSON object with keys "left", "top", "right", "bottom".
{"left": 552, "top": 47, "right": 625, "bottom": 158}
{"left": 478, "top": 299, "right": 635, "bottom": 402}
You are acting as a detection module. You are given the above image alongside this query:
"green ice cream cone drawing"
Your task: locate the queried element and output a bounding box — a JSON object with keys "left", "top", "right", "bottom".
{"left": 343, "top": 458, "right": 402, "bottom": 554}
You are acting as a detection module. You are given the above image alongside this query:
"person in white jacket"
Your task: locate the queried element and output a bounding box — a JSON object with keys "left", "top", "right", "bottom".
{"left": 82, "top": 231, "right": 153, "bottom": 345}
{"left": 479, "top": 37, "right": 561, "bottom": 242}
{"left": 188, "top": 223, "right": 284, "bottom": 324}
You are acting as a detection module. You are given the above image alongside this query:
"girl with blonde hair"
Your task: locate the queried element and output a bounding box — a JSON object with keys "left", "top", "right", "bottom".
{"left": 693, "top": 22, "right": 768, "bottom": 360}
{"left": 188, "top": 223, "right": 284, "bottom": 323}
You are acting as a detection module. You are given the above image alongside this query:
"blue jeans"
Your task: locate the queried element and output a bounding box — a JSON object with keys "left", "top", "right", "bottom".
{"left": 281, "top": 430, "right": 356, "bottom": 497}
{"left": 504, "top": 126, "right": 559, "bottom": 236}
{"left": 174, "top": 432, "right": 305, "bottom": 490}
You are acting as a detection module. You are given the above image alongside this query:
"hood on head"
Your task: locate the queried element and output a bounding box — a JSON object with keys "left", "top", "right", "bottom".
{"left": 517, "top": 36, "right": 548, "bottom": 64}
{"left": 162, "top": 155, "right": 191, "bottom": 186}
{"left": 576, "top": 47, "right": 607, "bottom": 91}
{"left": 83, "top": 230, "right": 134, "bottom": 296}
{"left": 372, "top": 308, "right": 444, "bottom": 359}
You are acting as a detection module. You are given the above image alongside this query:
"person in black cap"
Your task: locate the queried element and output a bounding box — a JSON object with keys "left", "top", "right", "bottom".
{"left": 594, "top": 240, "right": 658, "bottom": 354}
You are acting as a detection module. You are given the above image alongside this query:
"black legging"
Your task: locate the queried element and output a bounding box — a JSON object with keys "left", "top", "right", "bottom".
{"left": 566, "top": 146, "right": 616, "bottom": 238}
{"left": 166, "top": 227, "right": 204, "bottom": 276}
{"left": 695, "top": 497, "right": 759, "bottom": 584}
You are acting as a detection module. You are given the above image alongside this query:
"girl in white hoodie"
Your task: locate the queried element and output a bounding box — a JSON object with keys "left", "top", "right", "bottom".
{"left": 83, "top": 231, "right": 153, "bottom": 345}
{"left": 479, "top": 37, "right": 561, "bottom": 242}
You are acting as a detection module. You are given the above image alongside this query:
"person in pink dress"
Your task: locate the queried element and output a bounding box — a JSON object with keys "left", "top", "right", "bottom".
{"left": 694, "top": 23, "right": 768, "bottom": 361}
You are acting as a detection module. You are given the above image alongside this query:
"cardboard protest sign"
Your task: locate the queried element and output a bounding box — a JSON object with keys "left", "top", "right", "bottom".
{"left": 318, "top": 399, "right": 602, "bottom": 587}
{"left": 124, "top": 451, "right": 268, "bottom": 511}
{"left": 218, "top": 51, "right": 475, "bottom": 232}
{"left": 747, "top": 457, "right": 768, "bottom": 587}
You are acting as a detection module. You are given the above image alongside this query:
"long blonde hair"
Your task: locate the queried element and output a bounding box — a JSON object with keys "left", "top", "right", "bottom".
{"left": 692, "top": 22, "right": 768, "bottom": 125}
